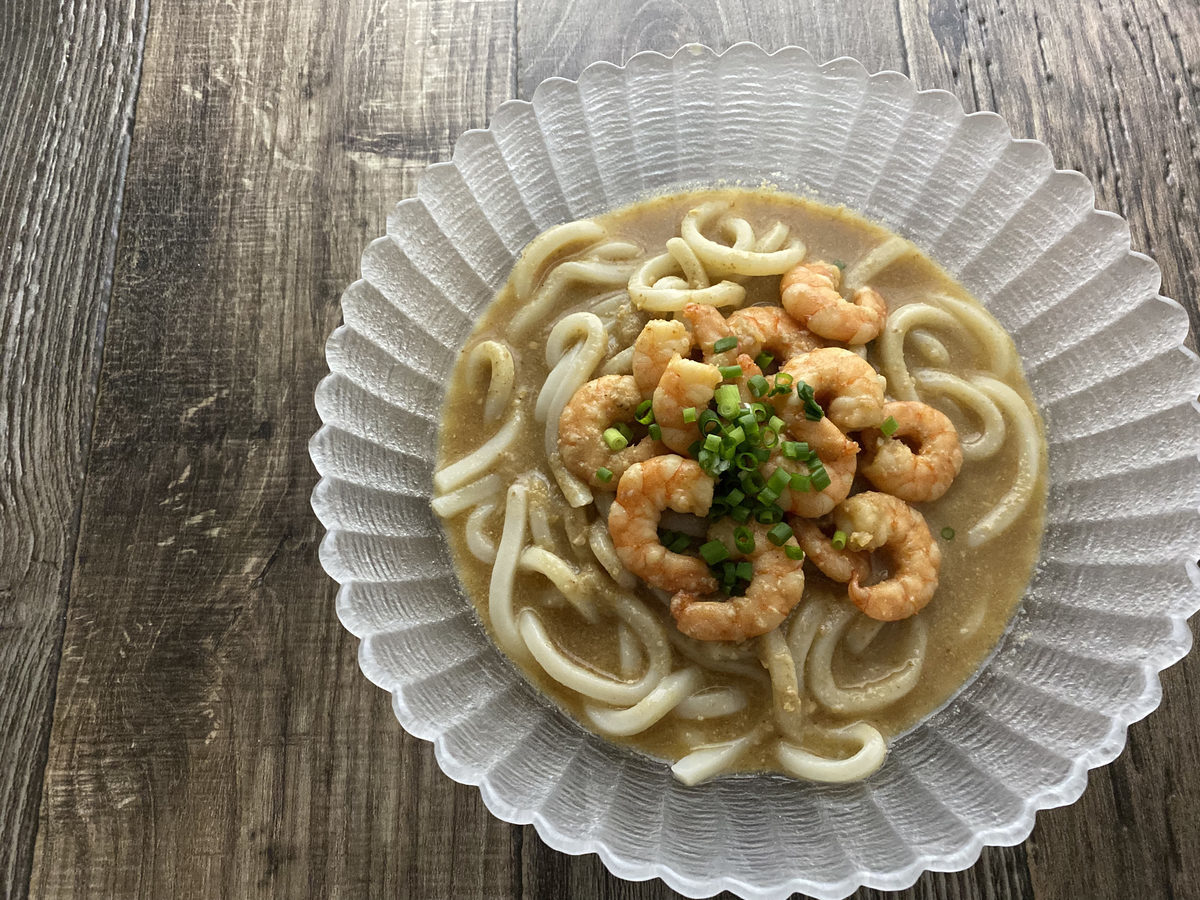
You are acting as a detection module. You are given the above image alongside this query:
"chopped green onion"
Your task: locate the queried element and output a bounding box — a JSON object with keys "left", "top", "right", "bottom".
{"left": 767, "top": 522, "right": 794, "bottom": 546}
{"left": 774, "top": 372, "right": 794, "bottom": 390}
{"left": 768, "top": 415, "right": 786, "bottom": 434}
{"left": 760, "top": 427, "right": 778, "bottom": 448}
{"left": 941, "top": 526, "right": 956, "bottom": 541}
{"left": 714, "top": 384, "right": 741, "bottom": 418}
{"left": 833, "top": 259, "right": 846, "bottom": 270}
{"left": 757, "top": 487, "right": 780, "bottom": 505}
{"left": 754, "top": 352, "right": 774, "bottom": 370}
{"left": 831, "top": 530, "right": 847, "bottom": 550}
{"left": 751, "top": 403, "right": 770, "bottom": 423}
{"left": 682, "top": 406, "right": 697, "bottom": 424}
{"left": 603, "top": 427, "right": 628, "bottom": 451}
{"left": 784, "top": 544, "right": 805, "bottom": 561}
{"left": 880, "top": 415, "right": 899, "bottom": 437}
{"left": 796, "top": 381, "right": 824, "bottom": 421}
{"left": 667, "top": 532, "right": 692, "bottom": 553}
{"left": 739, "top": 470, "right": 765, "bottom": 493}
{"left": 810, "top": 465, "right": 832, "bottom": 492}
{"left": 699, "top": 539, "right": 730, "bottom": 565}
{"left": 718, "top": 364, "right": 744, "bottom": 381}
{"left": 595, "top": 467, "right": 613, "bottom": 483}
{"left": 735, "top": 560, "right": 754, "bottom": 581}
{"left": 782, "top": 441, "right": 809, "bottom": 460}
{"left": 707, "top": 499, "right": 729, "bottom": 519}
{"left": 698, "top": 409, "right": 722, "bottom": 434}
{"left": 704, "top": 433, "right": 722, "bottom": 452}
{"left": 648, "top": 423, "right": 662, "bottom": 441}
{"left": 713, "top": 335, "right": 738, "bottom": 354}
{"left": 733, "top": 526, "right": 755, "bottom": 554}
{"left": 753, "top": 446, "right": 770, "bottom": 462}
{"left": 687, "top": 439, "right": 702, "bottom": 457}
{"left": 789, "top": 473, "right": 812, "bottom": 493}
{"left": 730, "top": 505, "right": 751, "bottom": 523}
{"left": 755, "top": 507, "right": 782, "bottom": 524}
{"left": 725, "top": 425, "right": 746, "bottom": 446}
{"left": 615, "top": 422, "right": 634, "bottom": 442}
{"left": 725, "top": 487, "right": 745, "bottom": 506}
{"left": 635, "top": 399, "right": 654, "bottom": 424}
{"left": 748, "top": 374, "right": 770, "bottom": 398}
{"left": 766, "top": 467, "right": 792, "bottom": 494}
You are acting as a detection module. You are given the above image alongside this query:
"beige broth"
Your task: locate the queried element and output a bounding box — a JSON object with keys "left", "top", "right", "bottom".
{"left": 436, "top": 188, "right": 1047, "bottom": 772}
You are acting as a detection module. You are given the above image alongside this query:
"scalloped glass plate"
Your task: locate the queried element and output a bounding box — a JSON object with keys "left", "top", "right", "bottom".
{"left": 310, "top": 43, "right": 1200, "bottom": 899}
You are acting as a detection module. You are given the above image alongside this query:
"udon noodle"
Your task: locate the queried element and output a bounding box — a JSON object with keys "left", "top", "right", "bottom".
{"left": 434, "top": 189, "right": 1046, "bottom": 785}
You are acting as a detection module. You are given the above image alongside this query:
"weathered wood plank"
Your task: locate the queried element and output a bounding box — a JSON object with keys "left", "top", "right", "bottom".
{"left": 0, "top": 1, "right": 146, "bottom": 897}
{"left": 900, "top": 5, "right": 1200, "bottom": 898}
{"left": 28, "top": 1, "right": 518, "bottom": 898}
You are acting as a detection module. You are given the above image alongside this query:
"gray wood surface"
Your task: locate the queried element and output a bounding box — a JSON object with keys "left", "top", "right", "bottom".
{"left": 3, "top": 1, "right": 1198, "bottom": 898}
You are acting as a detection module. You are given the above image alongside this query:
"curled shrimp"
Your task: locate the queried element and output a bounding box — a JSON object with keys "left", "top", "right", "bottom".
{"left": 727, "top": 305, "right": 822, "bottom": 363}
{"left": 791, "top": 517, "right": 869, "bottom": 584}
{"left": 632, "top": 319, "right": 693, "bottom": 395}
{"left": 780, "top": 261, "right": 887, "bottom": 345}
{"left": 559, "top": 375, "right": 663, "bottom": 488}
{"left": 652, "top": 354, "right": 722, "bottom": 454}
{"left": 682, "top": 302, "right": 742, "bottom": 366}
{"left": 608, "top": 455, "right": 717, "bottom": 594}
{"left": 780, "top": 347, "right": 886, "bottom": 431}
{"left": 764, "top": 406, "right": 858, "bottom": 518}
{"left": 671, "top": 521, "right": 806, "bottom": 641}
{"left": 860, "top": 401, "right": 963, "bottom": 502}
{"left": 834, "top": 492, "right": 941, "bottom": 621}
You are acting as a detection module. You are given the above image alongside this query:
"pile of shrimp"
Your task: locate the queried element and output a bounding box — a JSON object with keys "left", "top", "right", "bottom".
{"left": 558, "top": 259, "right": 964, "bottom": 641}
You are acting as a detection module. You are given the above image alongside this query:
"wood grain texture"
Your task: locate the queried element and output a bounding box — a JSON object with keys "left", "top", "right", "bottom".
{"left": 27, "top": 1, "right": 518, "bottom": 898}
{"left": 0, "top": 1, "right": 147, "bottom": 897}
{"left": 12, "top": 0, "right": 1199, "bottom": 898}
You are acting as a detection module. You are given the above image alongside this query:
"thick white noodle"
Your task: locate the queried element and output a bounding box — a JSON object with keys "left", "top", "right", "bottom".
{"left": 807, "top": 603, "right": 927, "bottom": 715}
{"left": 617, "top": 624, "right": 640, "bottom": 678}
{"left": 518, "top": 608, "right": 666, "bottom": 705}
{"left": 526, "top": 498, "right": 557, "bottom": 551}
{"left": 842, "top": 236, "right": 918, "bottom": 294}
{"left": 433, "top": 413, "right": 522, "bottom": 494}
{"left": 511, "top": 259, "right": 633, "bottom": 337}
{"left": 588, "top": 520, "right": 637, "bottom": 589}
{"left": 584, "top": 668, "right": 703, "bottom": 736}
{"left": 786, "top": 597, "right": 828, "bottom": 687}
{"left": 673, "top": 686, "right": 747, "bottom": 720}
{"left": 537, "top": 312, "right": 608, "bottom": 507}
{"left": 592, "top": 240, "right": 642, "bottom": 260}
{"left": 754, "top": 221, "right": 790, "bottom": 253}
{"left": 876, "top": 303, "right": 967, "bottom": 402}
{"left": 599, "top": 345, "right": 635, "bottom": 376}
{"left": 671, "top": 723, "right": 771, "bottom": 786}
{"left": 627, "top": 251, "right": 745, "bottom": 311}
{"left": 608, "top": 592, "right": 673, "bottom": 678}
{"left": 467, "top": 340, "right": 515, "bottom": 424}
{"left": 668, "top": 627, "right": 769, "bottom": 682}
{"left": 759, "top": 628, "right": 805, "bottom": 743}
{"left": 519, "top": 546, "right": 599, "bottom": 623}
{"left": 488, "top": 482, "right": 530, "bottom": 660}
{"left": 932, "top": 293, "right": 1020, "bottom": 377}
{"left": 666, "top": 236, "right": 711, "bottom": 288}
{"left": 908, "top": 330, "right": 951, "bottom": 367}
{"left": 776, "top": 723, "right": 888, "bottom": 783}
{"left": 680, "top": 201, "right": 806, "bottom": 275}
{"left": 965, "top": 374, "right": 1041, "bottom": 547}
{"left": 843, "top": 615, "right": 886, "bottom": 657}
{"left": 912, "top": 368, "right": 1007, "bottom": 461}
{"left": 511, "top": 219, "right": 605, "bottom": 301}
{"left": 465, "top": 502, "right": 498, "bottom": 563}
{"left": 430, "top": 473, "right": 503, "bottom": 518}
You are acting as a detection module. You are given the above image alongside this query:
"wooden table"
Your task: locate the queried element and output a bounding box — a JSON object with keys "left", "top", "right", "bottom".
{"left": 4, "top": 1, "right": 1198, "bottom": 897}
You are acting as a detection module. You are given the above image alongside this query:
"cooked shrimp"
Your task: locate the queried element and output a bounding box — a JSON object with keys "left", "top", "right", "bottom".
{"left": 780, "top": 347, "right": 886, "bottom": 431}
{"left": 764, "top": 410, "right": 858, "bottom": 517}
{"left": 834, "top": 492, "right": 941, "bottom": 621}
{"left": 632, "top": 319, "right": 693, "bottom": 395}
{"left": 559, "top": 375, "right": 663, "bottom": 488}
{"left": 652, "top": 354, "right": 722, "bottom": 453}
{"left": 671, "top": 522, "right": 805, "bottom": 641}
{"left": 682, "top": 302, "right": 742, "bottom": 365}
{"left": 727, "top": 305, "right": 822, "bottom": 363}
{"left": 608, "top": 455, "right": 717, "bottom": 594}
{"left": 791, "top": 517, "right": 869, "bottom": 584}
{"left": 860, "top": 401, "right": 963, "bottom": 502}
{"left": 780, "top": 261, "right": 887, "bottom": 345}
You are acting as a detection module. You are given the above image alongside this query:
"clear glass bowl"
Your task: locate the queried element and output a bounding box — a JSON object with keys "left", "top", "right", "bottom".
{"left": 309, "top": 43, "right": 1200, "bottom": 899}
